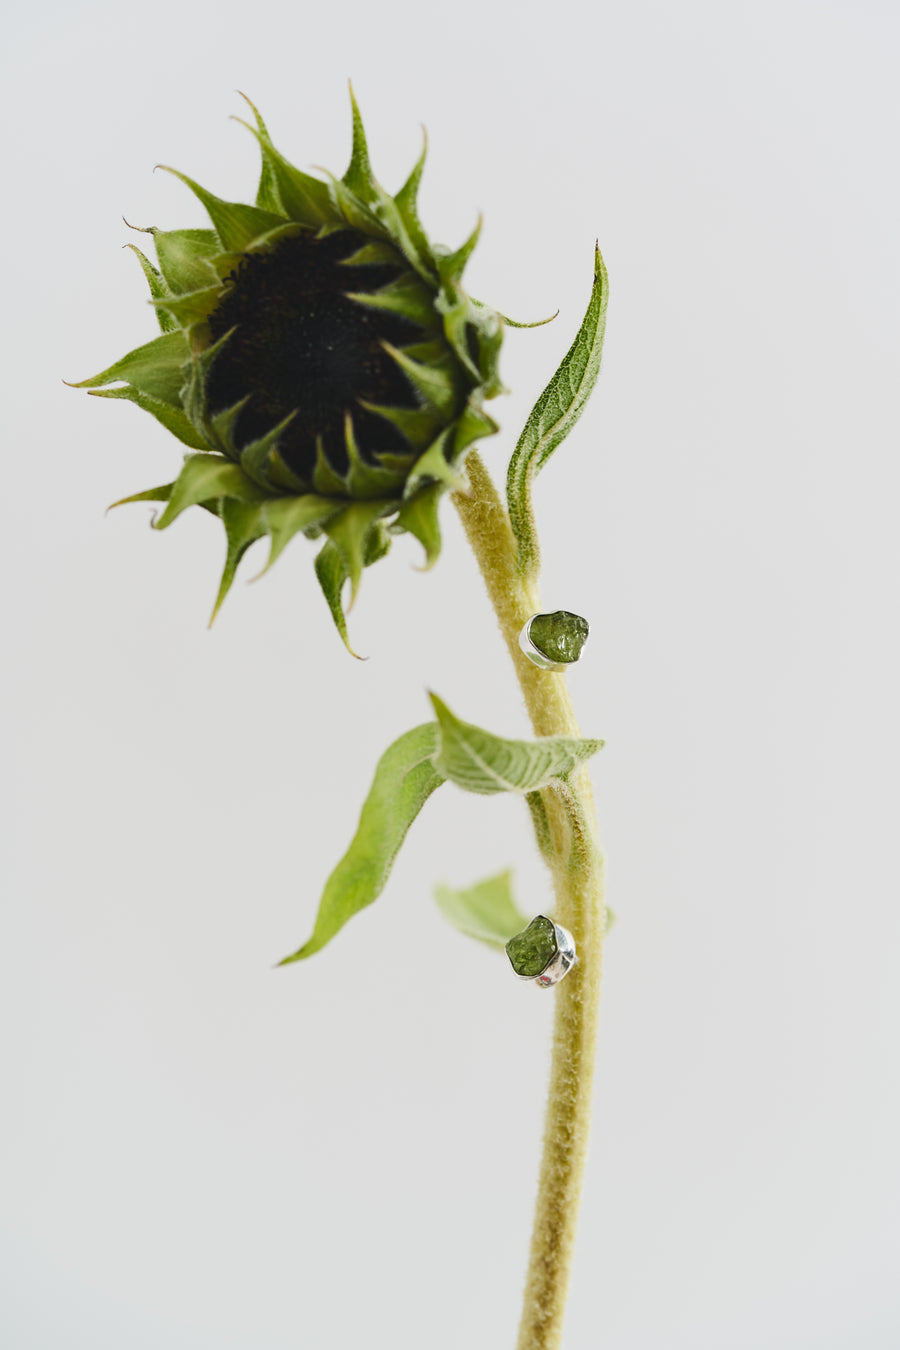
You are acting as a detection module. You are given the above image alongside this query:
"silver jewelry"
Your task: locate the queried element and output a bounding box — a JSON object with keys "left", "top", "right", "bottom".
{"left": 519, "top": 610, "right": 590, "bottom": 673}
{"left": 506, "top": 915, "right": 578, "bottom": 988}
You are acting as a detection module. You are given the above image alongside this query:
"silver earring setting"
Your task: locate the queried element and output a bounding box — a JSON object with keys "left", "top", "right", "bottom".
{"left": 506, "top": 915, "right": 578, "bottom": 988}
{"left": 519, "top": 610, "right": 590, "bottom": 673}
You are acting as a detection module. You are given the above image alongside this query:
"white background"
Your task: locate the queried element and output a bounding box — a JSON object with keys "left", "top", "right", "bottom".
{"left": 3, "top": 1, "right": 898, "bottom": 1346}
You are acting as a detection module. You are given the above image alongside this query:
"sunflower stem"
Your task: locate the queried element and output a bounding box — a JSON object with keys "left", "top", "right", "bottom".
{"left": 452, "top": 452, "right": 605, "bottom": 1350}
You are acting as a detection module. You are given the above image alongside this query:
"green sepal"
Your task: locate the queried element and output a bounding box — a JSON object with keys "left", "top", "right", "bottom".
{"left": 472, "top": 296, "right": 559, "bottom": 330}
{"left": 153, "top": 228, "right": 220, "bottom": 295}
{"left": 338, "top": 240, "right": 401, "bottom": 268}
{"left": 207, "top": 396, "right": 250, "bottom": 455}
{"left": 69, "top": 329, "right": 190, "bottom": 407}
{"left": 498, "top": 310, "right": 558, "bottom": 330}
{"left": 382, "top": 343, "right": 457, "bottom": 416}
{"left": 343, "top": 414, "right": 411, "bottom": 500}
{"left": 436, "top": 283, "right": 482, "bottom": 382}
{"left": 434, "top": 870, "right": 530, "bottom": 948}
{"left": 429, "top": 692, "right": 602, "bottom": 795}
{"left": 125, "top": 244, "right": 177, "bottom": 334}
{"left": 264, "top": 447, "right": 309, "bottom": 494}
{"left": 324, "top": 171, "right": 383, "bottom": 238}
{"left": 394, "top": 482, "right": 443, "bottom": 569}
{"left": 237, "top": 411, "right": 298, "bottom": 488}
{"left": 109, "top": 483, "right": 173, "bottom": 509}
{"left": 150, "top": 283, "right": 221, "bottom": 329}
{"left": 156, "top": 165, "right": 285, "bottom": 253}
{"left": 342, "top": 84, "right": 379, "bottom": 207}
{"left": 331, "top": 93, "right": 435, "bottom": 282}
{"left": 435, "top": 217, "right": 481, "bottom": 287}
{"left": 314, "top": 522, "right": 392, "bottom": 653}
{"left": 344, "top": 276, "right": 437, "bottom": 331}
{"left": 451, "top": 400, "right": 499, "bottom": 459}
{"left": 255, "top": 495, "right": 344, "bottom": 574}
{"left": 472, "top": 306, "right": 505, "bottom": 397}
{"left": 279, "top": 723, "right": 445, "bottom": 963}
{"left": 153, "top": 453, "right": 267, "bottom": 530}
{"left": 405, "top": 430, "right": 467, "bottom": 497}
{"left": 357, "top": 398, "right": 443, "bottom": 453}
{"left": 314, "top": 539, "right": 356, "bottom": 655}
{"left": 209, "top": 498, "right": 269, "bottom": 624}
{"left": 235, "top": 94, "right": 333, "bottom": 225}
{"left": 234, "top": 95, "right": 281, "bottom": 213}
{"left": 182, "top": 329, "right": 234, "bottom": 437}
{"left": 393, "top": 131, "right": 431, "bottom": 264}
{"left": 307, "top": 437, "right": 347, "bottom": 496}
{"left": 507, "top": 242, "right": 608, "bottom": 577}
{"left": 88, "top": 384, "right": 209, "bottom": 450}
{"left": 324, "top": 498, "right": 391, "bottom": 604}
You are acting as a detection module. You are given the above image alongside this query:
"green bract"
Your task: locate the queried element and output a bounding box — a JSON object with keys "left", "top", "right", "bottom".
{"left": 73, "top": 91, "right": 504, "bottom": 642}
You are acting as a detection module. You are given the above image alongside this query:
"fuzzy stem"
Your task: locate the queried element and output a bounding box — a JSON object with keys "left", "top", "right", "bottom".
{"left": 452, "top": 452, "right": 605, "bottom": 1350}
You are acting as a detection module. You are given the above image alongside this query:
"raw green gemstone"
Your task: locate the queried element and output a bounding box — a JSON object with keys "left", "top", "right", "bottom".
{"left": 506, "top": 915, "right": 558, "bottom": 978}
{"left": 528, "top": 611, "right": 590, "bottom": 665}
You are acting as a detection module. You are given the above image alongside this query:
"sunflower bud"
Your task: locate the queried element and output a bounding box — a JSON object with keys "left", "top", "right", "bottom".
{"left": 73, "top": 91, "right": 504, "bottom": 645}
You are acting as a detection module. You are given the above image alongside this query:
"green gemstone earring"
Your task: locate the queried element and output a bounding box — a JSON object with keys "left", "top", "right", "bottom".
{"left": 519, "top": 611, "right": 590, "bottom": 672}
{"left": 505, "top": 915, "right": 578, "bottom": 987}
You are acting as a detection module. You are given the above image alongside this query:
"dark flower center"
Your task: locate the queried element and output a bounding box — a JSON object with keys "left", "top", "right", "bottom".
{"left": 205, "top": 229, "right": 426, "bottom": 482}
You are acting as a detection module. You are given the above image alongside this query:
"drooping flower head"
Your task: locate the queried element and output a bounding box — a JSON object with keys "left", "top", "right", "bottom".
{"left": 73, "top": 91, "right": 504, "bottom": 646}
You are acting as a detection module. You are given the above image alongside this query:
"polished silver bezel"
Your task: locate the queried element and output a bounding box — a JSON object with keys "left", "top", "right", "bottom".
{"left": 518, "top": 617, "right": 570, "bottom": 672}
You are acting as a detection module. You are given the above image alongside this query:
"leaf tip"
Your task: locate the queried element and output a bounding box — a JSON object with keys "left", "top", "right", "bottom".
{"left": 275, "top": 949, "right": 304, "bottom": 968}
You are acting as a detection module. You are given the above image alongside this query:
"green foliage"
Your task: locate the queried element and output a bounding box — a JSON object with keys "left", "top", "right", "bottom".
{"left": 506, "top": 243, "right": 608, "bottom": 578}
{"left": 281, "top": 696, "right": 602, "bottom": 961}
{"left": 434, "top": 870, "right": 531, "bottom": 948}
{"left": 429, "top": 693, "right": 602, "bottom": 795}
{"left": 280, "top": 725, "right": 444, "bottom": 964}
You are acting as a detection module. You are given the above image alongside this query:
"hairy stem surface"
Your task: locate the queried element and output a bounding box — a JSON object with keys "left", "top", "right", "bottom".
{"left": 453, "top": 452, "right": 605, "bottom": 1350}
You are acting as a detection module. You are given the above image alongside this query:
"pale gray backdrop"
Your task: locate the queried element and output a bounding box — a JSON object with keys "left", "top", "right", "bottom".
{"left": 3, "top": 1, "right": 898, "bottom": 1346}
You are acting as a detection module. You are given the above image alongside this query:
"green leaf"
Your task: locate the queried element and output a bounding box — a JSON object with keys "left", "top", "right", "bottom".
{"left": 506, "top": 242, "right": 608, "bottom": 577}
{"left": 434, "top": 870, "right": 530, "bottom": 948}
{"left": 280, "top": 724, "right": 445, "bottom": 963}
{"left": 429, "top": 692, "right": 602, "bottom": 795}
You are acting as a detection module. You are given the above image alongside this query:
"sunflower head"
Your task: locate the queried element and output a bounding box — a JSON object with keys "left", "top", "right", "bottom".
{"left": 73, "top": 91, "right": 504, "bottom": 647}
